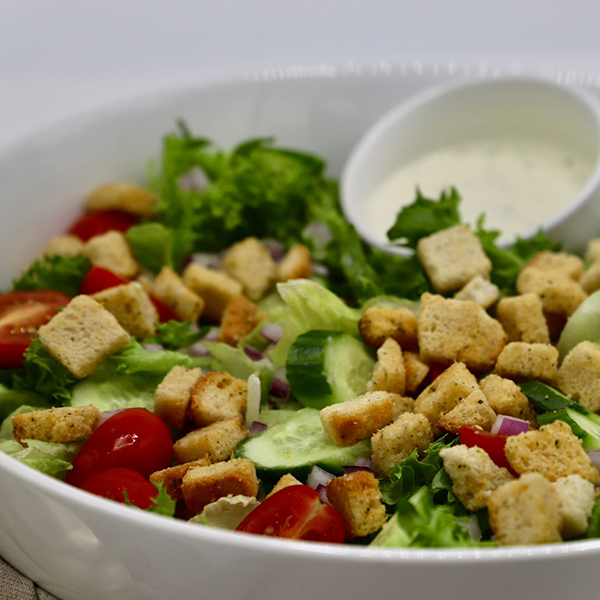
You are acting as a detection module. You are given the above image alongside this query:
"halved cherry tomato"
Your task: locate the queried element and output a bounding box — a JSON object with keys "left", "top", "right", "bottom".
{"left": 236, "top": 485, "right": 345, "bottom": 544}
{"left": 66, "top": 408, "right": 173, "bottom": 488}
{"left": 68, "top": 210, "right": 138, "bottom": 241}
{"left": 81, "top": 467, "right": 158, "bottom": 509}
{"left": 0, "top": 290, "right": 71, "bottom": 368}
{"left": 460, "top": 426, "right": 518, "bottom": 476}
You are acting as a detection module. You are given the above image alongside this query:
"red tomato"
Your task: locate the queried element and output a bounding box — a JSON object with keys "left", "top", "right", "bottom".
{"left": 79, "top": 266, "right": 129, "bottom": 295}
{"left": 150, "top": 297, "right": 178, "bottom": 324}
{"left": 66, "top": 408, "right": 173, "bottom": 488}
{"left": 0, "top": 290, "right": 71, "bottom": 368}
{"left": 236, "top": 485, "right": 345, "bottom": 543}
{"left": 460, "top": 426, "right": 517, "bottom": 476}
{"left": 81, "top": 467, "right": 158, "bottom": 509}
{"left": 68, "top": 210, "right": 138, "bottom": 241}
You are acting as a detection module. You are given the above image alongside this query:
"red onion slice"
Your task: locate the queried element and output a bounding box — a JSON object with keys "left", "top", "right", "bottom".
{"left": 269, "top": 377, "right": 290, "bottom": 400}
{"left": 315, "top": 483, "right": 330, "bottom": 505}
{"left": 262, "top": 239, "right": 285, "bottom": 262}
{"left": 202, "top": 327, "right": 221, "bottom": 343}
{"left": 244, "top": 346, "right": 264, "bottom": 361}
{"left": 588, "top": 450, "right": 600, "bottom": 473}
{"left": 191, "top": 253, "right": 222, "bottom": 269}
{"left": 354, "top": 457, "right": 374, "bottom": 470}
{"left": 98, "top": 409, "right": 128, "bottom": 427}
{"left": 142, "top": 343, "right": 165, "bottom": 353}
{"left": 260, "top": 323, "right": 284, "bottom": 344}
{"left": 491, "top": 415, "right": 530, "bottom": 436}
{"left": 188, "top": 342, "right": 210, "bottom": 357}
{"left": 306, "top": 466, "right": 336, "bottom": 491}
{"left": 249, "top": 421, "right": 268, "bottom": 436}
{"left": 178, "top": 166, "right": 209, "bottom": 192}
{"left": 303, "top": 221, "right": 333, "bottom": 249}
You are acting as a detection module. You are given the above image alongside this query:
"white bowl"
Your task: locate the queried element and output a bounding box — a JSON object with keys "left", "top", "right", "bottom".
{"left": 341, "top": 76, "right": 600, "bottom": 251}
{"left": 2, "top": 65, "right": 600, "bottom": 600}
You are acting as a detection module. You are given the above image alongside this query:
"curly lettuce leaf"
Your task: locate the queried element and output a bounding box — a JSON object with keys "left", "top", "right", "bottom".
{"left": 144, "top": 321, "right": 210, "bottom": 351}
{"left": 0, "top": 438, "right": 82, "bottom": 478}
{"left": 124, "top": 481, "right": 176, "bottom": 518}
{"left": 125, "top": 222, "right": 174, "bottom": 274}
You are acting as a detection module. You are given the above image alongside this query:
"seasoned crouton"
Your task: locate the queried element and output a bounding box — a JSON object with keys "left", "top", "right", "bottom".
{"left": 368, "top": 338, "right": 405, "bottom": 395}
{"left": 150, "top": 459, "right": 211, "bottom": 501}
{"left": 219, "top": 295, "right": 265, "bottom": 347}
{"left": 488, "top": 473, "right": 562, "bottom": 545}
{"left": 320, "top": 392, "right": 394, "bottom": 447}
{"left": 586, "top": 238, "right": 600, "bottom": 264}
{"left": 527, "top": 251, "right": 584, "bottom": 281}
{"left": 440, "top": 445, "right": 514, "bottom": 511}
{"left": 417, "top": 293, "right": 506, "bottom": 372}
{"left": 278, "top": 244, "right": 312, "bottom": 281}
{"left": 154, "top": 366, "right": 203, "bottom": 429}
{"left": 183, "top": 263, "right": 243, "bottom": 323}
{"left": 359, "top": 306, "right": 418, "bottom": 350}
{"left": 495, "top": 342, "right": 558, "bottom": 383}
{"left": 579, "top": 263, "right": 600, "bottom": 294}
{"left": 454, "top": 275, "right": 499, "bottom": 309}
{"left": 12, "top": 405, "right": 101, "bottom": 445}
{"left": 221, "top": 237, "right": 277, "bottom": 301}
{"left": 44, "top": 235, "right": 85, "bottom": 258}
{"left": 479, "top": 374, "right": 537, "bottom": 426}
{"left": 505, "top": 420, "right": 599, "bottom": 483}
{"left": 495, "top": 293, "right": 550, "bottom": 344}
{"left": 189, "top": 371, "right": 247, "bottom": 426}
{"left": 370, "top": 413, "right": 433, "bottom": 476}
{"left": 416, "top": 225, "right": 492, "bottom": 293}
{"left": 181, "top": 458, "right": 259, "bottom": 514}
{"left": 326, "top": 471, "right": 387, "bottom": 539}
{"left": 84, "top": 231, "right": 139, "bottom": 279}
{"left": 557, "top": 341, "right": 600, "bottom": 412}
{"left": 38, "top": 295, "right": 130, "bottom": 378}
{"left": 92, "top": 282, "right": 158, "bottom": 339}
{"left": 173, "top": 419, "right": 249, "bottom": 464}
{"left": 437, "top": 389, "right": 496, "bottom": 435}
{"left": 266, "top": 473, "right": 303, "bottom": 498}
{"left": 152, "top": 267, "right": 204, "bottom": 322}
{"left": 403, "top": 351, "right": 430, "bottom": 394}
{"left": 390, "top": 394, "right": 415, "bottom": 420}
{"left": 553, "top": 475, "right": 596, "bottom": 539}
{"left": 85, "top": 182, "right": 156, "bottom": 217}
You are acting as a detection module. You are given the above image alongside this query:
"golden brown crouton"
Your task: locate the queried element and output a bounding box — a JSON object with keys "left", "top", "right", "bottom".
{"left": 390, "top": 394, "right": 415, "bottom": 420}
{"left": 359, "top": 306, "right": 418, "bottom": 350}
{"left": 183, "top": 263, "right": 243, "bottom": 323}
{"left": 85, "top": 182, "right": 156, "bottom": 217}
{"left": 181, "top": 458, "right": 259, "bottom": 514}
{"left": 12, "top": 405, "right": 101, "bottom": 445}
{"left": 553, "top": 475, "right": 596, "bottom": 539}
{"left": 150, "top": 459, "right": 211, "bottom": 500}
{"left": 152, "top": 267, "right": 204, "bottom": 322}
{"left": 454, "top": 275, "right": 499, "bottom": 309}
{"left": 320, "top": 392, "right": 394, "bottom": 447}
{"left": 370, "top": 413, "right": 433, "bottom": 476}
{"left": 173, "top": 419, "right": 249, "bottom": 464}
{"left": 488, "top": 473, "right": 562, "bottom": 546}
{"left": 416, "top": 225, "right": 492, "bottom": 293}
{"left": 586, "top": 238, "right": 600, "bottom": 264}
{"left": 189, "top": 371, "right": 247, "bottom": 426}
{"left": 221, "top": 237, "right": 278, "bottom": 301}
{"left": 84, "top": 231, "right": 139, "bottom": 279}
{"left": 278, "top": 244, "right": 312, "bottom": 281}
{"left": 266, "top": 473, "right": 303, "bottom": 498}
{"left": 44, "top": 235, "right": 85, "bottom": 258}
{"left": 417, "top": 293, "right": 506, "bottom": 372}
{"left": 368, "top": 338, "right": 406, "bottom": 395}
{"left": 219, "top": 295, "right": 265, "bottom": 347}
{"left": 479, "top": 374, "right": 537, "bottom": 426}
{"left": 436, "top": 389, "right": 496, "bottom": 435}
{"left": 505, "top": 421, "right": 599, "bottom": 484}
{"left": 527, "top": 251, "right": 584, "bottom": 281}
{"left": 403, "top": 351, "right": 430, "bottom": 394}
{"left": 579, "top": 263, "right": 600, "bottom": 294}
{"left": 494, "top": 342, "right": 559, "bottom": 383}
{"left": 38, "top": 295, "right": 131, "bottom": 378}
{"left": 326, "top": 471, "right": 387, "bottom": 539}
{"left": 154, "top": 366, "right": 203, "bottom": 429}
{"left": 439, "top": 445, "right": 514, "bottom": 511}
{"left": 495, "top": 293, "right": 551, "bottom": 344}
{"left": 557, "top": 341, "right": 600, "bottom": 412}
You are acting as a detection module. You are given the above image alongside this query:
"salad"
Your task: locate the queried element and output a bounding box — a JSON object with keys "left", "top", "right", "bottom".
{"left": 2, "top": 122, "right": 600, "bottom": 548}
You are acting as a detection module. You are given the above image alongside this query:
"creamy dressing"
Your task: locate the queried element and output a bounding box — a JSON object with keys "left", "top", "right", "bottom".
{"left": 368, "top": 137, "right": 595, "bottom": 244}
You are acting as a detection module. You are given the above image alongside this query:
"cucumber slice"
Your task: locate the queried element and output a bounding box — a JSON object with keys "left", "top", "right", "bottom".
{"left": 235, "top": 407, "right": 371, "bottom": 482}
{"left": 286, "top": 330, "right": 375, "bottom": 409}
{"left": 538, "top": 407, "right": 600, "bottom": 451}
{"left": 519, "top": 380, "right": 575, "bottom": 412}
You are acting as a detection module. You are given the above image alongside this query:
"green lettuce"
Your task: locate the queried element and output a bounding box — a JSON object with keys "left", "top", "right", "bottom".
{"left": 143, "top": 321, "right": 210, "bottom": 351}
{"left": 126, "top": 222, "right": 174, "bottom": 274}
{"left": 556, "top": 290, "right": 600, "bottom": 360}
{"left": 0, "top": 384, "right": 48, "bottom": 422}
{"left": 0, "top": 438, "right": 82, "bottom": 478}
{"left": 0, "top": 406, "right": 41, "bottom": 440}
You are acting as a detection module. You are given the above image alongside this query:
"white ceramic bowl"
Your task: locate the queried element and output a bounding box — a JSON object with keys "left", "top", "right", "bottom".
{"left": 2, "top": 65, "right": 600, "bottom": 600}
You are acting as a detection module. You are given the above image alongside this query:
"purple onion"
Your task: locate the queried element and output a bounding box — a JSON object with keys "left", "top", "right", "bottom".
{"left": 188, "top": 342, "right": 211, "bottom": 357}
{"left": 98, "top": 409, "right": 128, "bottom": 427}
{"left": 354, "top": 457, "right": 374, "bottom": 469}
{"left": 244, "top": 346, "right": 264, "bottom": 361}
{"left": 316, "top": 483, "right": 330, "bottom": 505}
{"left": 191, "top": 253, "right": 222, "bottom": 269}
{"left": 588, "top": 450, "right": 600, "bottom": 473}
{"left": 307, "top": 466, "right": 336, "bottom": 492}
{"left": 261, "top": 323, "right": 284, "bottom": 344}
{"left": 249, "top": 421, "right": 268, "bottom": 436}
{"left": 311, "top": 262, "right": 330, "bottom": 278}
{"left": 203, "top": 327, "right": 221, "bottom": 343}
{"left": 491, "top": 415, "right": 530, "bottom": 436}
{"left": 178, "top": 166, "right": 209, "bottom": 192}
{"left": 342, "top": 465, "right": 373, "bottom": 475}
{"left": 263, "top": 239, "right": 285, "bottom": 262}
{"left": 342, "top": 456, "right": 377, "bottom": 476}
{"left": 303, "top": 221, "right": 333, "bottom": 249}
{"left": 269, "top": 377, "right": 290, "bottom": 400}
{"left": 142, "top": 343, "right": 165, "bottom": 353}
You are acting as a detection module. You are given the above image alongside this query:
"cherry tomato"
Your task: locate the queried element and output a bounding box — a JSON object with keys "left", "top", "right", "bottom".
{"left": 68, "top": 210, "right": 138, "bottom": 241}
{"left": 150, "top": 296, "right": 178, "bottom": 324}
{"left": 81, "top": 467, "right": 158, "bottom": 509}
{"left": 460, "top": 426, "right": 518, "bottom": 476}
{"left": 0, "top": 290, "right": 71, "bottom": 368}
{"left": 66, "top": 408, "right": 173, "bottom": 488}
{"left": 236, "top": 485, "right": 345, "bottom": 544}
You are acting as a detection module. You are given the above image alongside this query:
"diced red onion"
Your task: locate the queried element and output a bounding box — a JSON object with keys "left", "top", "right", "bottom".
{"left": 303, "top": 221, "right": 333, "bottom": 249}
{"left": 342, "top": 456, "right": 377, "bottom": 475}
{"left": 261, "top": 323, "right": 284, "bottom": 344}
{"left": 98, "top": 409, "right": 128, "bottom": 427}
{"left": 307, "top": 466, "right": 336, "bottom": 491}
{"left": 354, "top": 457, "right": 374, "bottom": 470}
{"left": 311, "top": 262, "right": 330, "bottom": 278}
{"left": 142, "top": 343, "right": 164, "bottom": 352}
{"left": 191, "top": 253, "right": 222, "bottom": 269}
{"left": 263, "top": 239, "right": 286, "bottom": 262}
{"left": 316, "top": 483, "right": 330, "bottom": 505}
{"left": 188, "top": 342, "right": 210, "bottom": 357}
{"left": 203, "top": 327, "right": 221, "bottom": 343}
{"left": 342, "top": 465, "right": 373, "bottom": 475}
{"left": 178, "top": 166, "right": 209, "bottom": 192}
{"left": 269, "top": 377, "right": 290, "bottom": 400}
{"left": 249, "top": 421, "right": 268, "bottom": 436}
{"left": 588, "top": 450, "right": 600, "bottom": 473}
{"left": 491, "top": 415, "right": 530, "bottom": 436}
{"left": 244, "top": 346, "right": 264, "bottom": 361}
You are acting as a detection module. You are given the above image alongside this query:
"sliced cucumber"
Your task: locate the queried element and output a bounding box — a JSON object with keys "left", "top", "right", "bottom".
{"left": 519, "top": 380, "right": 575, "bottom": 412}
{"left": 234, "top": 407, "right": 371, "bottom": 482}
{"left": 538, "top": 407, "right": 600, "bottom": 451}
{"left": 286, "top": 330, "right": 375, "bottom": 409}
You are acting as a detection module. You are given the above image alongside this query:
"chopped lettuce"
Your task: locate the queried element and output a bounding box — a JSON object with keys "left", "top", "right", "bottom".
{"left": 190, "top": 495, "right": 259, "bottom": 529}
{"left": 125, "top": 482, "right": 176, "bottom": 518}
{"left": 0, "top": 438, "right": 82, "bottom": 478}
{"left": 144, "top": 321, "right": 210, "bottom": 351}
{"left": 0, "top": 384, "right": 48, "bottom": 422}
{"left": 125, "top": 222, "right": 174, "bottom": 274}
{"left": 0, "top": 406, "right": 41, "bottom": 441}
{"left": 557, "top": 290, "right": 600, "bottom": 360}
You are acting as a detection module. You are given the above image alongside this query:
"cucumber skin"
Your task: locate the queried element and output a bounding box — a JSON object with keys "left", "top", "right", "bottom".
{"left": 519, "top": 381, "right": 574, "bottom": 412}
{"left": 538, "top": 408, "right": 600, "bottom": 451}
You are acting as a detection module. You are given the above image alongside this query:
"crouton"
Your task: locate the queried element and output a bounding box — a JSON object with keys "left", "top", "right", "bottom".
{"left": 495, "top": 293, "right": 550, "bottom": 344}
{"left": 436, "top": 389, "right": 496, "bottom": 435}
{"left": 403, "top": 351, "right": 430, "bottom": 394}
{"left": 580, "top": 263, "right": 600, "bottom": 294}
{"left": 390, "top": 394, "right": 415, "bottom": 420}
{"left": 189, "top": 371, "right": 247, "bottom": 426}
{"left": 221, "top": 237, "right": 277, "bottom": 301}
{"left": 152, "top": 267, "right": 204, "bottom": 322}
{"left": 417, "top": 293, "right": 506, "bottom": 372}
{"left": 370, "top": 413, "right": 433, "bottom": 476}
{"left": 84, "top": 231, "right": 139, "bottom": 279}
{"left": 439, "top": 445, "right": 514, "bottom": 511}
{"left": 183, "top": 263, "right": 243, "bottom": 323}
{"left": 585, "top": 238, "right": 600, "bottom": 264}
{"left": 494, "top": 342, "right": 558, "bottom": 383}
{"left": 12, "top": 405, "right": 101, "bottom": 445}
{"left": 488, "top": 473, "right": 562, "bottom": 545}
{"left": 326, "top": 471, "right": 387, "bottom": 539}
{"left": 181, "top": 458, "right": 259, "bottom": 514}
{"left": 173, "top": 419, "right": 249, "bottom": 464}
{"left": 43, "top": 235, "right": 84, "bottom": 258}
{"left": 150, "top": 459, "right": 211, "bottom": 501}
{"left": 91, "top": 282, "right": 158, "bottom": 339}
{"left": 320, "top": 392, "right": 394, "bottom": 447}
{"left": 219, "top": 295, "right": 265, "bottom": 347}
{"left": 479, "top": 374, "right": 537, "bottom": 426}
{"left": 154, "top": 366, "right": 203, "bottom": 429}
{"left": 359, "top": 306, "right": 418, "bottom": 350}
{"left": 278, "top": 244, "right": 312, "bottom": 281}
{"left": 38, "top": 295, "right": 131, "bottom": 378}
{"left": 553, "top": 475, "right": 596, "bottom": 539}
{"left": 505, "top": 420, "right": 599, "bottom": 484}
{"left": 416, "top": 225, "right": 492, "bottom": 293}
{"left": 557, "top": 341, "right": 600, "bottom": 412}
{"left": 527, "top": 251, "right": 584, "bottom": 281}
{"left": 454, "top": 275, "right": 499, "bottom": 309}
{"left": 368, "top": 338, "right": 406, "bottom": 395}
{"left": 266, "top": 473, "right": 303, "bottom": 498}
{"left": 85, "top": 182, "right": 156, "bottom": 217}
